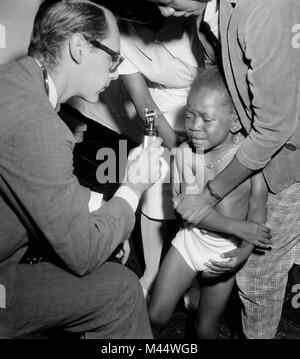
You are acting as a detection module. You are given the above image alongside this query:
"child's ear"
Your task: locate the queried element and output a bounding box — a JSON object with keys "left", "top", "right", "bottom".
{"left": 230, "top": 115, "right": 242, "bottom": 134}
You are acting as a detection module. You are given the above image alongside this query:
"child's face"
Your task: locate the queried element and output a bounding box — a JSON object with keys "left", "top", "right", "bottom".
{"left": 185, "top": 88, "right": 235, "bottom": 151}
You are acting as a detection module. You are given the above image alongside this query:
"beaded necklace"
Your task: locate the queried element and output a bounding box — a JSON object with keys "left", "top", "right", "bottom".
{"left": 204, "top": 136, "right": 240, "bottom": 169}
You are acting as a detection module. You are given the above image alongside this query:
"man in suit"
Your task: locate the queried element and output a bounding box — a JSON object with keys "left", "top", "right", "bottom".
{"left": 0, "top": 0, "right": 164, "bottom": 339}
{"left": 151, "top": 0, "right": 300, "bottom": 338}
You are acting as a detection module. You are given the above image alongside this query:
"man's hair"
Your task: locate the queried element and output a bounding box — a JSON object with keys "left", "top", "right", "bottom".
{"left": 28, "top": 0, "right": 109, "bottom": 69}
{"left": 190, "top": 67, "right": 235, "bottom": 111}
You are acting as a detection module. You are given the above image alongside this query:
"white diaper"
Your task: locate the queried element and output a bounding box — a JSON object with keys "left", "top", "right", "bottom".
{"left": 172, "top": 227, "right": 238, "bottom": 272}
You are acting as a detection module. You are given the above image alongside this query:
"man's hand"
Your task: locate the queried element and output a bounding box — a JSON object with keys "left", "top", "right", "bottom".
{"left": 203, "top": 243, "right": 253, "bottom": 276}
{"left": 231, "top": 220, "right": 272, "bottom": 250}
{"left": 114, "top": 239, "right": 131, "bottom": 265}
{"left": 124, "top": 137, "right": 164, "bottom": 197}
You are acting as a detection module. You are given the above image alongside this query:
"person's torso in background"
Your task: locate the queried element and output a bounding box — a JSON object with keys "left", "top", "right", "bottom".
{"left": 120, "top": 16, "right": 206, "bottom": 132}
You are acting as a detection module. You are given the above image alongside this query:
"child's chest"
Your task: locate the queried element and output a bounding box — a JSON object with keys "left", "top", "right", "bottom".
{"left": 204, "top": 157, "right": 252, "bottom": 219}
{"left": 181, "top": 147, "right": 252, "bottom": 219}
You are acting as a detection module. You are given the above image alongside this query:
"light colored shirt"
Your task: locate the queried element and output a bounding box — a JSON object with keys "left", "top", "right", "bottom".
{"left": 203, "top": 0, "right": 219, "bottom": 39}
{"left": 48, "top": 74, "right": 58, "bottom": 110}
{"left": 119, "top": 16, "right": 205, "bottom": 132}
{"left": 34, "top": 58, "right": 58, "bottom": 109}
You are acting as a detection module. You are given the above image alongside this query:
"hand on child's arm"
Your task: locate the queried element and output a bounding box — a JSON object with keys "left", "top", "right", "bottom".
{"left": 230, "top": 220, "right": 272, "bottom": 249}
{"left": 204, "top": 241, "right": 253, "bottom": 276}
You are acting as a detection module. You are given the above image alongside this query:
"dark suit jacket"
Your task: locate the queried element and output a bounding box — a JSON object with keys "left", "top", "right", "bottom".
{"left": 0, "top": 57, "right": 135, "bottom": 323}
{"left": 220, "top": 0, "right": 300, "bottom": 193}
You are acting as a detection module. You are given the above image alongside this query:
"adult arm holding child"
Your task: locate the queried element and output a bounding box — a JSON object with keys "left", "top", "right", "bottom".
{"left": 199, "top": 172, "right": 271, "bottom": 249}
{"left": 174, "top": 155, "right": 253, "bottom": 224}
{"left": 173, "top": 146, "right": 271, "bottom": 250}
{"left": 205, "top": 172, "right": 269, "bottom": 275}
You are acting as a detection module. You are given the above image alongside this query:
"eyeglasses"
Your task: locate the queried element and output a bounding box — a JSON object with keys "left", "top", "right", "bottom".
{"left": 89, "top": 39, "right": 124, "bottom": 73}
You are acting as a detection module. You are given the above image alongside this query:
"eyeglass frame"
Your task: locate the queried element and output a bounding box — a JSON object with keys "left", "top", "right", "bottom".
{"left": 89, "top": 39, "right": 124, "bottom": 73}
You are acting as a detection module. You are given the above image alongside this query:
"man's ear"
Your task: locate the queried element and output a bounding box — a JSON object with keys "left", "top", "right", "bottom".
{"left": 69, "top": 33, "right": 86, "bottom": 65}
{"left": 230, "top": 114, "right": 242, "bottom": 134}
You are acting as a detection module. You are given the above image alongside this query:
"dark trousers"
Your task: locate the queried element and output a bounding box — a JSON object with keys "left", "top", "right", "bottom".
{"left": 5, "top": 261, "right": 152, "bottom": 339}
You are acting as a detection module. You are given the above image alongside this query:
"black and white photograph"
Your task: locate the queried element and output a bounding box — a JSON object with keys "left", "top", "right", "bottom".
{"left": 0, "top": 0, "right": 299, "bottom": 350}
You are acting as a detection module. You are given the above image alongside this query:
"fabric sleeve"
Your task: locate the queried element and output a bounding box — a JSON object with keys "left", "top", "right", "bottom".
{"left": 236, "top": 1, "right": 300, "bottom": 170}
{"left": 119, "top": 33, "right": 139, "bottom": 75}
{"left": 0, "top": 114, "right": 135, "bottom": 276}
{"left": 118, "top": 56, "right": 139, "bottom": 75}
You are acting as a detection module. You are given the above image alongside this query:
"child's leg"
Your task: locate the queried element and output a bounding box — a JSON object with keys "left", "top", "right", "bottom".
{"left": 183, "top": 278, "right": 201, "bottom": 312}
{"left": 140, "top": 214, "right": 178, "bottom": 294}
{"left": 148, "top": 245, "right": 197, "bottom": 330}
{"left": 140, "top": 214, "right": 163, "bottom": 294}
{"left": 195, "top": 273, "right": 236, "bottom": 339}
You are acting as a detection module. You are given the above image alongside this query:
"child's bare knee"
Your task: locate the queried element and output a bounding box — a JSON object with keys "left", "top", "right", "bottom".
{"left": 148, "top": 304, "right": 170, "bottom": 329}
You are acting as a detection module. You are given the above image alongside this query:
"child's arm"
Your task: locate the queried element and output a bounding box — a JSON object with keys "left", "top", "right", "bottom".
{"left": 246, "top": 172, "right": 269, "bottom": 247}
{"left": 173, "top": 146, "right": 271, "bottom": 247}
{"left": 195, "top": 173, "right": 271, "bottom": 248}
{"left": 121, "top": 73, "right": 181, "bottom": 149}
{"left": 171, "top": 146, "right": 270, "bottom": 247}
{"left": 247, "top": 172, "right": 268, "bottom": 223}
{"left": 204, "top": 172, "right": 270, "bottom": 275}
{"left": 222, "top": 172, "right": 270, "bottom": 250}
{"left": 195, "top": 207, "right": 271, "bottom": 248}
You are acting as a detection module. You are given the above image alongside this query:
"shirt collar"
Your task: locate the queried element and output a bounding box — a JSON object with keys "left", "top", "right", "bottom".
{"left": 34, "top": 58, "right": 58, "bottom": 109}
{"left": 47, "top": 74, "right": 58, "bottom": 110}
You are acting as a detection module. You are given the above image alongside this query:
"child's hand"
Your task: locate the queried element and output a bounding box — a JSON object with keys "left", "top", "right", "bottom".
{"left": 233, "top": 220, "right": 272, "bottom": 249}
